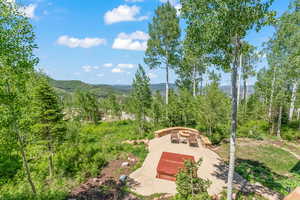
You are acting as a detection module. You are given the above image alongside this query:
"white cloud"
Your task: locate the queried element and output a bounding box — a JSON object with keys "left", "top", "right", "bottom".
{"left": 125, "top": 0, "right": 144, "bottom": 2}
{"left": 117, "top": 64, "right": 136, "bottom": 69}
{"left": 19, "top": 4, "right": 37, "bottom": 19}
{"left": 174, "top": 4, "right": 182, "bottom": 16}
{"left": 112, "top": 68, "right": 124, "bottom": 73}
{"left": 4, "top": 0, "right": 38, "bottom": 19}
{"left": 82, "top": 65, "right": 100, "bottom": 72}
{"left": 112, "top": 31, "right": 149, "bottom": 51}
{"left": 148, "top": 72, "right": 158, "bottom": 79}
{"left": 57, "top": 35, "right": 106, "bottom": 48}
{"left": 103, "top": 63, "right": 113, "bottom": 68}
{"left": 160, "top": 0, "right": 177, "bottom": 5}
{"left": 104, "top": 5, "right": 148, "bottom": 24}
{"left": 82, "top": 65, "right": 93, "bottom": 72}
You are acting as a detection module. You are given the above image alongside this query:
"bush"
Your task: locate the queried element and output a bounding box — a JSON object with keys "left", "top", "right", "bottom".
{"left": 238, "top": 120, "right": 268, "bottom": 139}
{"left": 0, "top": 120, "right": 148, "bottom": 198}
{"left": 280, "top": 124, "right": 300, "bottom": 141}
{"left": 175, "top": 159, "right": 211, "bottom": 200}
{"left": 0, "top": 154, "right": 22, "bottom": 185}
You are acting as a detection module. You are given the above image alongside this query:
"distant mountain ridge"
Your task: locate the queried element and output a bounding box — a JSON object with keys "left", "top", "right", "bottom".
{"left": 49, "top": 78, "right": 254, "bottom": 97}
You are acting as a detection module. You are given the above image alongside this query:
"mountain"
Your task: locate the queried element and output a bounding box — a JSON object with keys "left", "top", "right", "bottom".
{"left": 49, "top": 78, "right": 254, "bottom": 97}
{"left": 48, "top": 78, "right": 176, "bottom": 97}
{"left": 220, "top": 85, "right": 255, "bottom": 97}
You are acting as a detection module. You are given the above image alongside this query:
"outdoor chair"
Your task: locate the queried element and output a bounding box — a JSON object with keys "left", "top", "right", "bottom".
{"left": 171, "top": 132, "right": 179, "bottom": 143}
{"left": 188, "top": 136, "right": 198, "bottom": 147}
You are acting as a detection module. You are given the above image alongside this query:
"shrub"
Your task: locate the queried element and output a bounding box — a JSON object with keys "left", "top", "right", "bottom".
{"left": 175, "top": 159, "right": 211, "bottom": 200}
{"left": 238, "top": 120, "right": 268, "bottom": 139}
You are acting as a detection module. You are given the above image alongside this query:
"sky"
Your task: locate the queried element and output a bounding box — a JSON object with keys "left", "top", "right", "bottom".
{"left": 15, "top": 0, "right": 291, "bottom": 85}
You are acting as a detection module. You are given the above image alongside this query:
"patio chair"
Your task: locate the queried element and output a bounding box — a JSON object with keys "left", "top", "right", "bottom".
{"left": 171, "top": 132, "right": 179, "bottom": 143}
{"left": 188, "top": 136, "right": 198, "bottom": 147}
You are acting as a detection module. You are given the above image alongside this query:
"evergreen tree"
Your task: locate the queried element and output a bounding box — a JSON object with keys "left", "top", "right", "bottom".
{"left": 130, "top": 65, "right": 152, "bottom": 134}
{"left": 145, "top": 1, "right": 181, "bottom": 104}
{"left": 32, "top": 76, "right": 66, "bottom": 177}
{"left": 74, "top": 90, "right": 101, "bottom": 124}
{"left": 197, "top": 81, "right": 231, "bottom": 144}
{"left": 175, "top": 159, "right": 211, "bottom": 200}
{"left": 151, "top": 91, "right": 164, "bottom": 128}
{"left": 107, "top": 94, "right": 122, "bottom": 120}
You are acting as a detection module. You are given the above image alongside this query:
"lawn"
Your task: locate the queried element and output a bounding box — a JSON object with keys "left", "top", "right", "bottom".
{"left": 215, "top": 139, "right": 300, "bottom": 195}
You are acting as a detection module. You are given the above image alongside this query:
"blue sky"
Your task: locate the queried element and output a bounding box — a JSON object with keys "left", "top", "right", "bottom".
{"left": 17, "top": 0, "right": 291, "bottom": 85}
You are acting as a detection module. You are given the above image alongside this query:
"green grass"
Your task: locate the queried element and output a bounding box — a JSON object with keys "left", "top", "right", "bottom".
{"left": 216, "top": 140, "right": 300, "bottom": 195}
{"left": 216, "top": 142, "right": 298, "bottom": 174}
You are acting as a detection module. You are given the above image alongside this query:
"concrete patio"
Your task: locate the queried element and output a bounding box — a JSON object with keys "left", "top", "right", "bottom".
{"left": 129, "top": 134, "right": 226, "bottom": 196}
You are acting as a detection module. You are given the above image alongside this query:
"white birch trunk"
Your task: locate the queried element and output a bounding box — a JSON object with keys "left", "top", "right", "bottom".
{"left": 277, "top": 105, "right": 283, "bottom": 138}
{"left": 227, "top": 40, "right": 239, "bottom": 200}
{"left": 166, "top": 64, "right": 169, "bottom": 105}
{"left": 200, "top": 73, "right": 203, "bottom": 95}
{"left": 289, "top": 81, "right": 298, "bottom": 121}
{"left": 268, "top": 68, "right": 276, "bottom": 121}
{"left": 237, "top": 54, "right": 242, "bottom": 106}
{"left": 193, "top": 65, "right": 196, "bottom": 97}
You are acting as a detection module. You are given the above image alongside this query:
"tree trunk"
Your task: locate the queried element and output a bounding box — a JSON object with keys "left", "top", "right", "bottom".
{"left": 297, "top": 108, "right": 300, "bottom": 120}
{"left": 243, "top": 77, "right": 247, "bottom": 102}
{"left": 289, "top": 81, "right": 298, "bottom": 121}
{"left": 200, "top": 73, "right": 203, "bottom": 95}
{"left": 243, "top": 77, "right": 247, "bottom": 119}
{"left": 193, "top": 65, "right": 196, "bottom": 97}
{"left": 166, "top": 64, "right": 169, "bottom": 105}
{"left": 48, "top": 143, "right": 54, "bottom": 177}
{"left": 268, "top": 68, "right": 276, "bottom": 121}
{"left": 237, "top": 53, "right": 242, "bottom": 106}
{"left": 18, "top": 134, "right": 37, "bottom": 194}
{"left": 270, "top": 119, "right": 275, "bottom": 135}
{"left": 277, "top": 105, "right": 283, "bottom": 138}
{"left": 227, "top": 39, "right": 239, "bottom": 200}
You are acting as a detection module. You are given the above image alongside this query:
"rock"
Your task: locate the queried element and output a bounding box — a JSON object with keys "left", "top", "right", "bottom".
{"left": 119, "top": 175, "right": 127, "bottom": 183}
{"left": 128, "top": 157, "right": 135, "bottom": 162}
{"left": 121, "top": 162, "right": 129, "bottom": 167}
{"left": 232, "top": 193, "right": 237, "bottom": 200}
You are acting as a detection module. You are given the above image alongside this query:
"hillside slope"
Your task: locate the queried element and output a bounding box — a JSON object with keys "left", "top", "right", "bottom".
{"left": 49, "top": 78, "right": 254, "bottom": 97}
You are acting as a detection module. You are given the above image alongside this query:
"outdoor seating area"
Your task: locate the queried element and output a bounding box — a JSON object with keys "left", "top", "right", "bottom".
{"left": 171, "top": 130, "right": 199, "bottom": 147}
{"left": 129, "top": 133, "right": 227, "bottom": 196}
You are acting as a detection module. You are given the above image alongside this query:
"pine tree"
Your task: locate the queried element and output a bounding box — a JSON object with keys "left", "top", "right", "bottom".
{"left": 130, "top": 65, "right": 152, "bottom": 134}
{"left": 74, "top": 90, "right": 101, "bottom": 124}
{"left": 32, "top": 76, "right": 66, "bottom": 177}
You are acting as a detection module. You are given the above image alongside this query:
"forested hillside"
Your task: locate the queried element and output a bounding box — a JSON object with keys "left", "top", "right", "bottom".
{"left": 49, "top": 78, "right": 254, "bottom": 97}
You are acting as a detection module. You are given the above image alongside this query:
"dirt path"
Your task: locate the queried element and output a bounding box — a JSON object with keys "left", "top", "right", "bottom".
{"left": 69, "top": 156, "right": 139, "bottom": 200}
